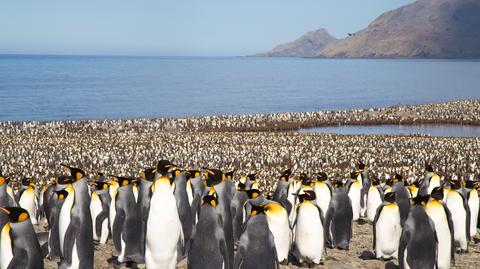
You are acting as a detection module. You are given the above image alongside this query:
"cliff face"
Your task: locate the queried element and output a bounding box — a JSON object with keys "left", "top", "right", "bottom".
{"left": 256, "top": 28, "right": 338, "bottom": 57}
{"left": 257, "top": 0, "right": 480, "bottom": 58}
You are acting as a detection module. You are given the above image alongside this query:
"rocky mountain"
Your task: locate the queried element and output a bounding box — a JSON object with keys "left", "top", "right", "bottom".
{"left": 257, "top": 0, "right": 480, "bottom": 58}
{"left": 256, "top": 28, "right": 338, "bottom": 57}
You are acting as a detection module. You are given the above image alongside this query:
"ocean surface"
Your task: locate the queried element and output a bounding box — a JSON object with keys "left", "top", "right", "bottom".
{"left": 300, "top": 124, "right": 480, "bottom": 138}
{"left": 1, "top": 55, "right": 480, "bottom": 121}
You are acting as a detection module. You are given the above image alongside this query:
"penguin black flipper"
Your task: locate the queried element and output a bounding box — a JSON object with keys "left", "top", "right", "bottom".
{"left": 113, "top": 209, "right": 125, "bottom": 252}
{"left": 95, "top": 210, "right": 109, "bottom": 239}
{"left": 324, "top": 206, "right": 334, "bottom": 248}
{"left": 462, "top": 193, "right": 472, "bottom": 241}
{"left": 7, "top": 248, "right": 28, "bottom": 269}
{"left": 219, "top": 233, "right": 230, "bottom": 269}
{"left": 372, "top": 204, "right": 386, "bottom": 250}
{"left": 441, "top": 202, "right": 455, "bottom": 265}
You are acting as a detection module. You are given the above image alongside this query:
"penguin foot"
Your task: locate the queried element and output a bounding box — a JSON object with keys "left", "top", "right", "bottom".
{"left": 125, "top": 261, "right": 138, "bottom": 269}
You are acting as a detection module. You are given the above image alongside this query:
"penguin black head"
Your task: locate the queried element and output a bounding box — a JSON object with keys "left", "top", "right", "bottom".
{"left": 140, "top": 168, "right": 156, "bottom": 182}
{"left": 314, "top": 172, "right": 328, "bottom": 182}
{"left": 246, "top": 189, "right": 261, "bottom": 199}
{"left": 332, "top": 180, "right": 345, "bottom": 189}
{"left": 93, "top": 181, "right": 110, "bottom": 191}
{"left": 300, "top": 174, "right": 314, "bottom": 186}
{"left": 430, "top": 186, "right": 444, "bottom": 200}
{"left": 464, "top": 180, "right": 477, "bottom": 189}
{"left": 393, "top": 174, "right": 404, "bottom": 183}
{"left": 171, "top": 168, "right": 184, "bottom": 179}
{"left": 294, "top": 190, "right": 316, "bottom": 203}
{"left": 447, "top": 178, "right": 462, "bottom": 190}
{"left": 237, "top": 182, "right": 247, "bottom": 192}
{"left": 385, "top": 178, "right": 394, "bottom": 187}
{"left": 96, "top": 172, "right": 106, "bottom": 182}
{"left": 55, "top": 189, "right": 69, "bottom": 201}
{"left": 250, "top": 203, "right": 266, "bottom": 216}
{"left": 357, "top": 160, "right": 368, "bottom": 170}
{"left": 61, "top": 164, "right": 86, "bottom": 181}
{"left": 115, "top": 176, "right": 136, "bottom": 187}
{"left": 384, "top": 192, "right": 396, "bottom": 203}
{"left": 201, "top": 188, "right": 218, "bottom": 208}
{"left": 185, "top": 170, "right": 201, "bottom": 180}
{"left": 224, "top": 170, "right": 235, "bottom": 181}
{"left": 411, "top": 194, "right": 430, "bottom": 206}
{"left": 350, "top": 171, "right": 360, "bottom": 180}
{"left": 425, "top": 162, "right": 434, "bottom": 173}
{"left": 204, "top": 169, "right": 223, "bottom": 187}
{"left": 155, "top": 160, "right": 175, "bottom": 176}
{"left": 21, "top": 177, "right": 33, "bottom": 187}
{"left": 246, "top": 173, "right": 256, "bottom": 182}
{"left": 57, "top": 175, "right": 72, "bottom": 185}
{"left": 0, "top": 207, "right": 30, "bottom": 223}
{"left": 371, "top": 176, "right": 380, "bottom": 186}
{"left": 299, "top": 173, "right": 308, "bottom": 181}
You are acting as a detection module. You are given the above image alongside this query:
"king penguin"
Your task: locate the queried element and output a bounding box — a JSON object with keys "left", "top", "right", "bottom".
{"left": 89, "top": 180, "right": 110, "bottom": 245}
{"left": 0, "top": 173, "right": 16, "bottom": 207}
{"left": 234, "top": 203, "right": 278, "bottom": 269}
{"left": 145, "top": 167, "right": 183, "bottom": 269}
{"left": 419, "top": 162, "right": 441, "bottom": 196}
{"left": 346, "top": 171, "right": 362, "bottom": 221}
{"left": 366, "top": 175, "right": 384, "bottom": 223}
{"left": 399, "top": 195, "right": 438, "bottom": 269}
{"left": 137, "top": 166, "right": 156, "bottom": 258}
{"left": 188, "top": 188, "right": 229, "bottom": 269}
{"left": 231, "top": 181, "right": 249, "bottom": 242}
{"left": 185, "top": 170, "right": 205, "bottom": 225}
{"left": 293, "top": 190, "right": 325, "bottom": 266}
{"left": 325, "top": 180, "right": 353, "bottom": 250}
{"left": 357, "top": 161, "right": 370, "bottom": 218}
{"left": 171, "top": 168, "right": 194, "bottom": 258}
{"left": 312, "top": 172, "right": 333, "bottom": 219}
{"left": 444, "top": 178, "right": 470, "bottom": 253}
{"left": 272, "top": 169, "right": 293, "bottom": 215}
{"left": 465, "top": 179, "right": 479, "bottom": 239}
{"left": 392, "top": 174, "right": 411, "bottom": 227}
{"left": 57, "top": 164, "right": 94, "bottom": 269}
{"left": 0, "top": 207, "right": 43, "bottom": 269}
{"left": 109, "top": 176, "right": 142, "bottom": 267}
{"left": 373, "top": 192, "right": 401, "bottom": 260}
{"left": 263, "top": 200, "right": 291, "bottom": 264}
{"left": 425, "top": 186, "right": 455, "bottom": 269}
{"left": 17, "top": 177, "right": 38, "bottom": 225}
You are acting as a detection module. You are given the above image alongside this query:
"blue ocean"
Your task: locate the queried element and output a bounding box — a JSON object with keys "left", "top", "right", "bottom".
{"left": 1, "top": 55, "right": 479, "bottom": 121}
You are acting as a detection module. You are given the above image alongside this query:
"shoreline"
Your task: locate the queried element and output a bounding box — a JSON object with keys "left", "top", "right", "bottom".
{"left": 1, "top": 99, "right": 479, "bottom": 133}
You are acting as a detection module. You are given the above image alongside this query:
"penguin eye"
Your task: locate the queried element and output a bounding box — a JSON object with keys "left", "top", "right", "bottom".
{"left": 18, "top": 212, "right": 29, "bottom": 222}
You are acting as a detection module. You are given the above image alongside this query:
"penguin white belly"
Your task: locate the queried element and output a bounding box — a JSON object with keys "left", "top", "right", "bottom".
{"left": 428, "top": 176, "right": 441, "bottom": 194}
{"left": 468, "top": 190, "right": 479, "bottom": 238}
{"left": 118, "top": 233, "right": 126, "bottom": 262}
{"left": 146, "top": 193, "right": 182, "bottom": 269}
{"left": 89, "top": 193, "right": 103, "bottom": 241}
{"left": 186, "top": 181, "right": 193, "bottom": 206}
{"left": 19, "top": 189, "right": 37, "bottom": 225}
{"left": 348, "top": 182, "right": 362, "bottom": 221}
{"left": 375, "top": 205, "right": 401, "bottom": 259}
{"left": 446, "top": 191, "right": 468, "bottom": 251}
{"left": 66, "top": 241, "right": 80, "bottom": 269}
{"left": 100, "top": 218, "right": 109, "bottom": 244}
{"left": 403, "top": 248, "right": 410, "bottom": 269}
{"left": 266, "top": 211, "right": 291, "bottom": 263}
{"left": 0, "top": 224, "right": 13, "bottom": 269}
{"left": 367, "top": 187, "right": 382, "bottom": 222}
{"left": 109, "top": 193, "right": 117, "bottom": 234}
{"left": 59, "top": 190, "right": 75, "bottom": 256}
{"left": 426, "top": 202, "right": 451, "bottom": 269}
{"left": 294, "top": 202, "right": 324, "bottom": 264}
{"left": 133, "top": 186, "right": 139, "bottom": 203}
{"left": 314, "top": 183, "right": 331, "bottom": 215}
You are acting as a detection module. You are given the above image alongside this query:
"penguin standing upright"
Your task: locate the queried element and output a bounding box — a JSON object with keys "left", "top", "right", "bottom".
{"left": 399, "top": 195, "right": 438, "bottom": 269}
{"left": 419, "top": 162, "right": 441, "bottom": 196}
{"left": 0, "top": 207, "right": 43, "bottom": 269}
{"left": 185, "top": 170, "right": 205, "bottom": 225}
{"left": 357, "top": 161, "right": 370, "bottom": 217}
{"left": 263, "top": 200, "right": 291, "bottom": 264}
{"left": 137, "top": 166, "right": 156, "bottom": 257}
{"left": 392, "top": 174, "right": 411, "bottom": 227}
{"left": 231, "top": 182, "right": 249, "bottom": 242}
{"left": 109, "top": 177, "right": 142, "bottom": 267}
{"left": 312, "top": 172, "right": 332, "bottom": 218}
{"left": 444, "top": 178, "right": 470, "bottom": 253}
{"left": 17, "top": 178, "right": 38, "bottom": 225}
{"left": 272, "top": 169, "right": 293, "bottom": 214}
{"left": 346, "top": 171, "right": 362, "bottom": 221}
{"left": 145, "top": 169, "right": 183, "bottom": 269}
{"left": 425, "top": 186, "right": 455, "bottom": 269}
{"left": 204, "top": 168, "right": 235, "bottom": 268}
{"left": 0, "top": 173, "right": 16, "bottom": 207}
{"left": 57, "top": 165, "right": 94, "bottom": 269}
{"left": 366, "top": 176, "right": 384, "bottom": 222}
{"left": 89, "top": 181, "right": 110, "bottom": 245}
{"left": 188, "top": 188, "right": 229, "bottom": 269}
{"left": 171, "top": 168, "right": 193, "bottom": 257}
{"left": 465, "top": 179, "right": 479, "bottom": 239}
{"left": 234, "top": 204, "right": 278, "bottom": 269}
{"left": 325, "top": 180, "right": 353, "bottom": 250}
{"left": 373, "top": 192, "right": 401, "bottom": 260}
{"left": 293, "top": 190, "right": 325, "bottom": 266}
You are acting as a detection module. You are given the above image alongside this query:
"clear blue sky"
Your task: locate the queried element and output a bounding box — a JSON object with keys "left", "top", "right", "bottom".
{"left": 0, "top": 0, "right": 414, "bottom": 56}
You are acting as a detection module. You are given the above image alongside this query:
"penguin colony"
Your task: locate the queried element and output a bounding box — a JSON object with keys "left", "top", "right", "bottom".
{"left": 1, "top": 160, "right": 480, "bottom": 269}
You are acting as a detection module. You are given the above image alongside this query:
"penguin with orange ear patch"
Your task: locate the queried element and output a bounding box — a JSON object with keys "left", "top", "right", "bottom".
{"left": 0, "top": 207, "right": 44, "bottom": 269}
{"left": 0, "top": 172, "right": 16, "bottom": 207}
